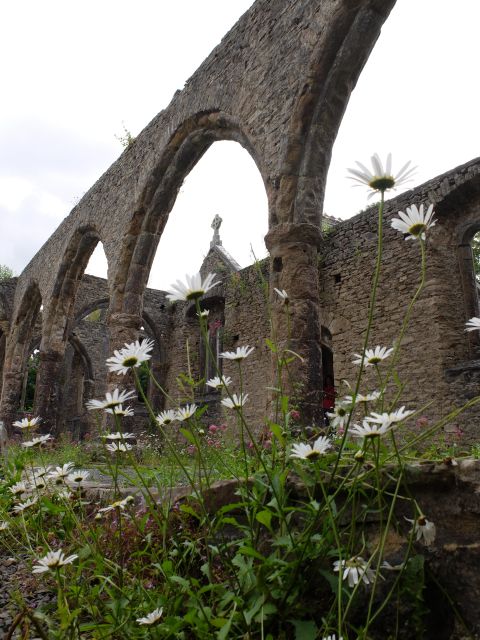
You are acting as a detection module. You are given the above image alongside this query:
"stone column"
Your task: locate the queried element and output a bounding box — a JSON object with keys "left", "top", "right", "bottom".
{"left": 0, "top": 369, "right": 24, "bottom": 433}
{"left": 265, "top": 222, "right": 323, "bottom": 426}
{"left": 34, "top": 349, "right": 65, "bottom": 434}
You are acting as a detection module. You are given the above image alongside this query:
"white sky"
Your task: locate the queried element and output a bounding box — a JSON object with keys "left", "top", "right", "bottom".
{"left": 0, "top": 0, "right": 479, "bottom": 290}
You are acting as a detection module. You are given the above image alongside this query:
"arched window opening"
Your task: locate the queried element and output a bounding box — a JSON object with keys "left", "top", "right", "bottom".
{"left": 21, "top": 347, "right": 40, "bottom": 412}
{"left": 147, "top": 141, "right": 268, "bottom": 291}
{"left": 84, "top": 242, "right": 108, "bottom": 280}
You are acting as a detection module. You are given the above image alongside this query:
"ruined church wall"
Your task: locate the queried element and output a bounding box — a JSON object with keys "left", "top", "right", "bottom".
{"left": 320, "top": 159, "right": 480, "bottom": 442}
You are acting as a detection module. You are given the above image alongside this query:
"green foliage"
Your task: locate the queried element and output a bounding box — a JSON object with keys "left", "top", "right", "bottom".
{"left": 0, "top": 263, "right": 14, "bottom": 280}
{"left": 115, "top": 122, "right": 136, "bottom": 148}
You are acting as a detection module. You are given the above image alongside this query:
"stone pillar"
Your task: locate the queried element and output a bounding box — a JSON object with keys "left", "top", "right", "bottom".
{"left": 265, "top": 223, "right": 323, "bottom": 426}
{"left": 34, "top": 349, "right": 65, "bottom": 434}
{"left": 0, "top": 369, "right": 24, "bottom": 433}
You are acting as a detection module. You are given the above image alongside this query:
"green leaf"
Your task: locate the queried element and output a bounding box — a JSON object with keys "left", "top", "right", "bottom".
{"left": 179, "top": 428, "right": 196, "bottom": 445}
{"left": 256, "top": 509, "right": 273, "bottom": 531}
{"left": 291, "top": 619, "right": 318, "bottom": 640}
{"left": 270, "top": 422, "right": 285, "bottom": 446}
{"left": 265, "top": 338, "right": 277, "bottom": 353}
{"left": 179, "top": 503, "right": 201, "bottom": 520}
{"left": 237, "top": 546, "right": 266, "bottom": 561}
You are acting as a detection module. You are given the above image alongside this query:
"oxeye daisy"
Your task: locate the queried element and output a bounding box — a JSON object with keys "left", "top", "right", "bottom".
{"left": 405, "top": 515, "right": 436, "bottom": 546}
{"left": 166, "top": 272, "right": 219, "bottom": 302}
{"left": 220, "top": 345, "right": 255, "bottom": 361}
{"left": 176, "top": 404, "right": 198, "bottom": 421}
{"left": 86, "top": 389, "right": 136, "bottom": 411}
{"left": 391, "top": 203, "right": 436, "bottom": 240}
{"left": 347, "top": 153, "right": 415, "bottom": 194}
{"left": 105, "top": 441, "right": 133, "bottom": 453}
{"left": 365, "top": 406, "right": 414, "bottom": 429}
{"left": 326, "top": 403, "right": 351, "bottom": 430}
{"left": 350, "top": 420, "right": 390, "bottom": 439}
{"left": 290, "top": 436, "right": 332, "bottom": 460}
{"left": 102, "top": 432, "right": 135, "bottom": 441}
{"left": 274, "top": 288, "right": 289, "bottom": 304}
{"left": 48, "top": 463, "right": 75, "bottom": 484}
{"left": 206, "top": 376, "right": 232, "bottom": 390}
{"left": 156, "top": 410, "right": 177, "bottom": 426}
{"left": 98, "top": 495, "right": 135, "bottom": 514}
{"left": 465, "top": 317, "right": 480, "bottom": 332}
{"left": 221, "top": 393, "right": 248, "bottom": 410}
{"left": 22, "top": 434, "right": 52, "bottom": 448}
{"left": 333, "top": 556, "right": 376, "bottom": 588}
{"left": 106, "top": 338, "right": 154, "bottom": 375}
{"left": 136, "top": 607, "right": 164, "bottom": 625}
{"left": 105, "top": 404, "right": 134, "bottom": 417}
{"left": 13, "top": 416, "right": 41, "bottom": 430}
{"left": 344, "top": 391, "right": 381, "bottom": 405}
{"left": 9, "top": 481, "right": 29, "bottom": 497}
{"left": 32, "top": 549, "right": 78, "bottom": 574}
{"left": 352, "top": 346, "right": 393, "bottom": 367}
{"left": 13, "top": 496, "right": 38, "bottom": 513}
{"left": 66, "top": 470, "right": 90, "bottom": 486}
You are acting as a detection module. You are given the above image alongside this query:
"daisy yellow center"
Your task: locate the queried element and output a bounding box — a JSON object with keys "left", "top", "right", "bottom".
{"left": 369, "top": 176, "right": 395, "bottom": 191}
{"left": 186, "top": 289, "right": 204, "bottom": 301}
{"left": 364, "top": 431, "right": 380, "bottom": 438}
{"left": 306, "top": 450, "right": 321, "bottom": 460}
{"left": 368, "top": 356, "right": 381, "bottom": 364}
{"left": 417, "top": 516, "right": 427, "bottom": 526}
{"left": 122, "top": 356, "right": 138, "bottom": 367}
{"left": 408, "top": 222, "right": 426, "bottom": 236}
{"left": 338, "top": 407, "right": 347, "bottom": 417}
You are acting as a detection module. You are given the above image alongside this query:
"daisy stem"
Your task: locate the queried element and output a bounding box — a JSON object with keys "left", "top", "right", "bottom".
{"left": 330, "top": 191, "right": 385, "bottom": 483}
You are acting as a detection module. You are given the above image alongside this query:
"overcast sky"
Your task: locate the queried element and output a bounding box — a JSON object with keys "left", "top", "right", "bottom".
{"left": 1, "top": 0, "right": 479, "bottom": 290}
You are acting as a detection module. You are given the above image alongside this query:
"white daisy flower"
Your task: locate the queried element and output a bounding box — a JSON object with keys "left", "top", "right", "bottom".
{"left": 105, "top": 404, "right": 134, "bottom": 417}
{"left": 220, "top": 346, "right": 255, "bottom": 361}
{"left": 66, "top": 470, "right": 90, "bottom": 486}
{"left": 221, "top": 393, "right": 248, "bottom": 410}
{"left": 86, "top": 389, "right": 136, "bottom": 411}
{"left": 106, "top": 339, "right": 154, "bottom": 375}
{"left": 48, "top": 463, "right": 75, "bottom": 484}
{"left": 55, "top": 489, "right": 73, "bottom": 500}
{"left": 197, "top": 309, "right": 210, "bottom": 318}
{"left": 105, "top": 442, "right": 133, "bottom": 453}
{"left": 365, "top": 406, "right": 414, "bottom": 429}
{"left": 102, "top": 432, "right": 136, "bottom": 441}
{"left": 206, "top": 376, "right": 232, "bottom": 390}
{"left": 32, "top": 549, "right": 78, "bottom": 574}
{"left": 274, "top": 288, "right": 289, "bottom": 304}
{"left": 391, "top": 203, "right": 436, "bottom": 241}
{"left": 98, "top": 495, "right": 134, "bottom": 514}
{"left": 290, "top": 436, "right": 332, "bottom": 460}
{"left": 0, "top": 522, "right": 10, "bottom": 531}
{"left": 156, "top": 410, "right": 177, "bottom": 426}
{"left": 406, "top": 515, "right": 436, "bottom": 546}
{"left": 347, "top": 153, "right": 415, "bottom": 194}
{"left": 176, "top": 404, "right": 198, "bottom": 422}
{"left": 326, "top": 403, "right": 351, "bottom": 430}
{"left": 22, "top": 434, "right": 52, "bottom": 448}
{"left": 344, "top": 391, "right": 381, "bottom": 405}
{"left": 13, "top": 496, "right": 38, "bottom": 513}
{"left": 322, "top": 636, "right": 343, "bottom": 640}
{"left": 166, "top": 272, "right": 219, "bottom": 302}
{"left": 13, "top": 416, "right": 41, "bottom": 430}
{"left": 350, "top": 420, "right": 390, "bottom": 439}
{"left": 333, "top": 556, "right": 376, "bottom": 588}
{"left": 136, "top": 607, "right": 164, "bottom": 625}
{"left": 352, "top": 346, "right": 394, "bottom": 367}
{"left": 9, "top": 481, "right": 29, "bottom": 497}
{"left": 465, "top": 317, "right": 480, "bottom": 332}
